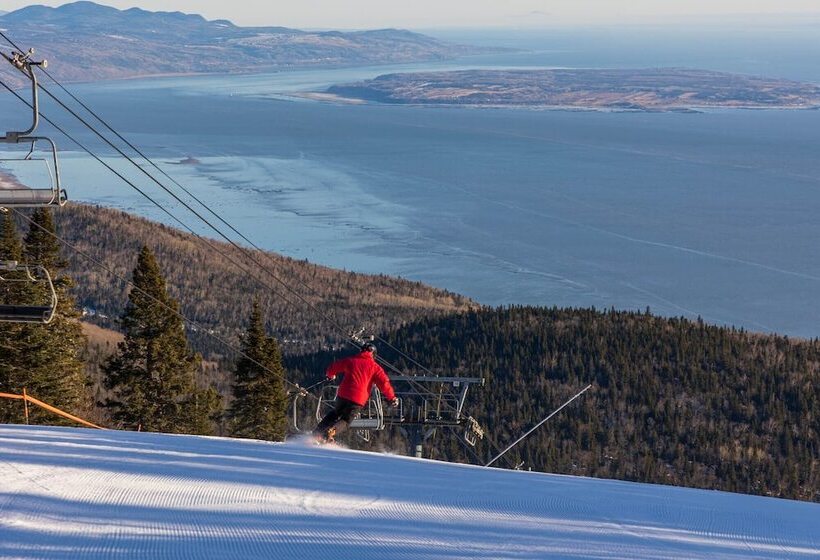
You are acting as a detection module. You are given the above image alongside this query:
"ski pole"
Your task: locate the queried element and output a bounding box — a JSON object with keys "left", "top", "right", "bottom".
{"left": 302, "top": 376, "right": 333, "bottom": 393}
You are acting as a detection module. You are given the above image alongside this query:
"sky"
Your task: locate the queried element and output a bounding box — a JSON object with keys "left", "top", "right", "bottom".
{"left": 1, "top": 0, "right": 819, "bottom": 29}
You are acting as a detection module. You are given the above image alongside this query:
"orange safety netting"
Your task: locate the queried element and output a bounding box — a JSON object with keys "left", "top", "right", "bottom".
{"left": 0, "top": 391, "right": 104, "bottom": 429}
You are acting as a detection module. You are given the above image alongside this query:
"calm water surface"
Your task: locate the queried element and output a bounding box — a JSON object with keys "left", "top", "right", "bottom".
{"left": 0, "top": 27, "right": 817, "bottom": 337}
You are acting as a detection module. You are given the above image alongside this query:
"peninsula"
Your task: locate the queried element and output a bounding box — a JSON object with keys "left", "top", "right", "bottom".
{"left": 320, "top": 68, "right": 820, "bottom": 111}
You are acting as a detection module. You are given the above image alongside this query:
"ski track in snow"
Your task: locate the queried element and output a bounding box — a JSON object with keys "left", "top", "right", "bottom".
{"left": 0, "top": 426, "right": 818, "bottom": 560}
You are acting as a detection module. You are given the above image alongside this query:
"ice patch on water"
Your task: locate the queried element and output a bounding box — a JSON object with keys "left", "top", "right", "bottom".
{"left": 50, "top": 151, "right": 411, "bottom": 274}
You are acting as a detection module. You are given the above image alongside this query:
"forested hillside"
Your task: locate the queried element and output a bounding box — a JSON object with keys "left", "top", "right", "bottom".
{"left": 289, "top": 307, "right": 819, "bottom": 502}
{"left": 6, "top": 206, "right": 818, "bottom": 502}
{"left": 51, "top": 204, "right": 473, "bottom": 357}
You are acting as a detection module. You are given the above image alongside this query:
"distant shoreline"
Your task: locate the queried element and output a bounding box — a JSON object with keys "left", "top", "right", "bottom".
{"left": 0, "top": 168, "right": 26, "bottom": 190}
{"left": 287, "top": 91, "right": 820, "bottom": 114}
{"left": 293, "top": 92, "right": 369, "bottom": 105}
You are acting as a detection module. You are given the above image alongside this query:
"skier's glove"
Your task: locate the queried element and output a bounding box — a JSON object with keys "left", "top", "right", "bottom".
{"left": 389, "top": 397, "right": 400, "bottom": 408}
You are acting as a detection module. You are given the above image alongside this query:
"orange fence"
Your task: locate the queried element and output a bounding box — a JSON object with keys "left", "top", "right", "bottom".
{"left": 0, "top": 389, "right": 104, "bottom": 429}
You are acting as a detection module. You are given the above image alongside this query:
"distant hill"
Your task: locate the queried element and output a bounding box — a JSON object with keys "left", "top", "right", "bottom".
{"left": 48, "top": 204, "right": 474, "bottom": 359}
{"left": 0, "top": 1, "right": 488, "bottom": 86}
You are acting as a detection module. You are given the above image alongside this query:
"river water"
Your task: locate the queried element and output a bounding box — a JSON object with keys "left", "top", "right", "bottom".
{"left": 1, "top": 26, "right": 818, "bottom": 337}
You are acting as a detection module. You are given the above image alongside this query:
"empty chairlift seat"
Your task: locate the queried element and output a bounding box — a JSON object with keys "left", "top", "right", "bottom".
{"left": 0, "top": 261, "right": 57, "bottom": 324}
{"left": 0, "top": 139, "right": 67, "bottom": 208}
{"left": 0, "top": 49, "right": 66, "bottom": 208}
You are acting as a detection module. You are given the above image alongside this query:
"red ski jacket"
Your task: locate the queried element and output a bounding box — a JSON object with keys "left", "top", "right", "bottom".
{"left": 326, "top": 351, "right": 396, "bottom": 406}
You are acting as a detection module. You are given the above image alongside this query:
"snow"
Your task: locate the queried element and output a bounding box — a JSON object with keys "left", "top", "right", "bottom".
{"left": 0, "top": 425, "right": 818, "bottom": 559}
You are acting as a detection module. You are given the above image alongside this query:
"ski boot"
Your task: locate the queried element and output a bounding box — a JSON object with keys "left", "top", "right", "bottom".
{"left": 314, "top": 427, "right": 336, "bottom": 445}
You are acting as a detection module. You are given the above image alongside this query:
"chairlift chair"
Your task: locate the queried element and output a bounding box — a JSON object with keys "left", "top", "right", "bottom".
{"left": 0, "top": 139, "right": 67, "bottom": 208}
{"left": 463, "top": 416, "right": 485, "bottom": 447}
{"left": 290, "top": 388, "right": 311, "bottom": 433}
{"left": 0, "top": 48, "right": 67, "bottom": 209}
{"left": 0, "top": 261, "right": 57, "bottom": 324}
{"left": 316, "top": 384, "right": 386, "bottom": 431}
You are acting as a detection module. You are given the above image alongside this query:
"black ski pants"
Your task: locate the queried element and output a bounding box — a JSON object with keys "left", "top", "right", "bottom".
{"left": 314, "top": 397, "right": 362, "bottom": 438}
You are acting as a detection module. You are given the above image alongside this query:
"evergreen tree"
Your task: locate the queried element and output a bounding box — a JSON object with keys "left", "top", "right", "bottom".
{"left": 23, "top": 209, "right": 90, "bottom": 422}
{"left": 0, "top": 212, "right": 27, "bottom": 314}
{"left": 228, "top": 301, "right": 288, "bottom": 441}
{"left": 0, "top": 212, "right": 26, "bottom": 422}
{"left": 0, "top": 211, "right": 23, "bottom": 261}
{"left": 103, "top": 245, "right": 220, "bottom": 434}
{"left": 0, "top": 209, "right": 89, "bottom": 424}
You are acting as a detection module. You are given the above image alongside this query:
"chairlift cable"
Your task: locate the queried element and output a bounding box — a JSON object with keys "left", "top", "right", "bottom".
{"left": 4, "top": 54, "right": 443, "bottom": 401}
{"left": 0, "top": 48, "right": 344, "bottom": 331}
{"left": 0, "top": 76, "right": 317, "bottom": 325}
{"left": 33, "top": 76, "right": 368, "bottom": 350}
{"left": 0, "top": 30, "right": 24, "bottom": 54}
{"left": 485, "top": 384, "right": 593, "bottom": 468}
{"left": 0, "top": 33, "right": 460, "bottom": 395}
{"left": 1, "top": 37, "right": 444, "bottom": 382}
{"left": 0, "top": 70, "right": 425, "bottom": 413}
{"left": 3, "top": 30, "right": 437, "bottom": 376}
{"left": 0, "top": 35, "right": 489, "bottom": 443}
{"left": 0, "top": 76, "right": 331, "bottom": 396}
{"left": 0, "top": 72, "right": 424, "bottom": 411}
{"left": 373, "top": 335, "right": 441, "bottom": 377}
{"left": 29, "top": 59, "right": 344, "bottom": 331}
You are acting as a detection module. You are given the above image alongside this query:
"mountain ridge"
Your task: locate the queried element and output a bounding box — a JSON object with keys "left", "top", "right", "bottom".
{"left": 0, "top": 1, "right": 487, "bottom": 86}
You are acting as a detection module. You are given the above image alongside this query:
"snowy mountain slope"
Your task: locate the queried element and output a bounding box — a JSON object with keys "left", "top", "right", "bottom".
{"left": 0, "top": 425, "right": 818, "bottom": 559}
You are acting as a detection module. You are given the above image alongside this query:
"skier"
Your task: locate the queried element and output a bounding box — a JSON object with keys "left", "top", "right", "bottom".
{"left": 313, "top": 342, "right": 399, "bottom": 443}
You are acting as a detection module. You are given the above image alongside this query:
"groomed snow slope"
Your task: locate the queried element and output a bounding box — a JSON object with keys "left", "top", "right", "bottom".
{"left": 0, "top": 425, "right": 818, "bottom": 560}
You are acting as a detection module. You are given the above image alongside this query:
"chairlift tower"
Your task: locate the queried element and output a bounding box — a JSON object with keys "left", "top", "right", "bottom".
{"left": 295, "top": 329, "right": 488, "bottom": 457}
{"left": 307, "top": 371, "right": 485, "bottom": 457}
{"left": 387, "top": 375, "right": 485, "bottom": 458}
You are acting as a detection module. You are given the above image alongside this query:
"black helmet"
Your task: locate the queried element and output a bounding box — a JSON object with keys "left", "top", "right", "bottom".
{"left": 362, "top": 342, "right": 377, "bottom": 355}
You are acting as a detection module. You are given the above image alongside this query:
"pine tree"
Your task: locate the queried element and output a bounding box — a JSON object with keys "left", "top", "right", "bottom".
{"left": 0, "top": 212, "right": 27, "bottom": 312}
{"left": 0, "top": 212, "right": 26, "bottom": 422}
{"left": 103, "top": 245, "right": 220, "bottom": 434}
{"left": 0, "top": 210, "right": 88, "bottom": 424}
{"left": 19, "top": 208, "right": 90, "bottom": 423}
{"left": 0, "top": 211, "right": 22, "bottom": 260}
{"left": 228, "top": 301, "right": 289, "bottom": 441}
